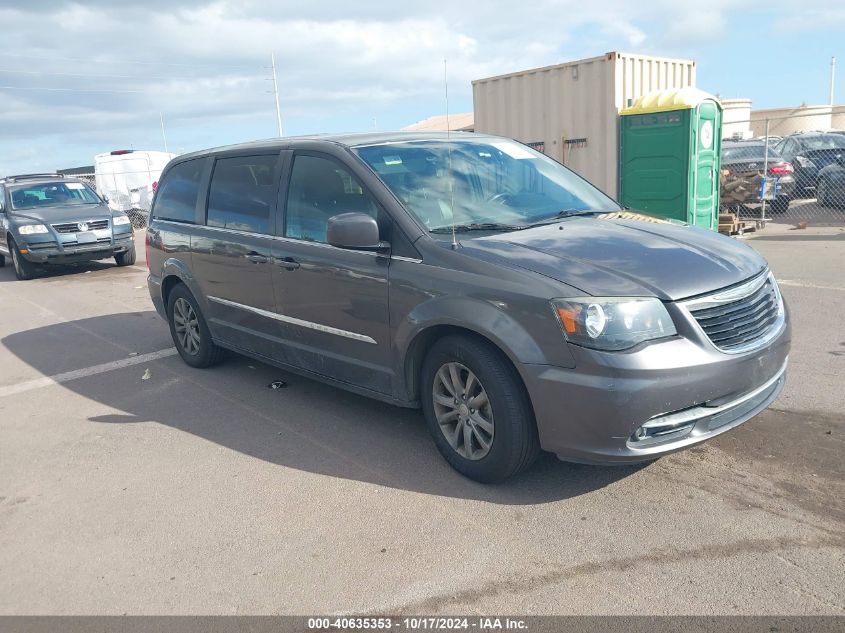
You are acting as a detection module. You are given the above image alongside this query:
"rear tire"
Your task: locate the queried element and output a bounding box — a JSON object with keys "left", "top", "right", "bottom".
{"left": 115, "top": 245, "right": 137, "bottom": 266}
{"left": 421, "top": 335, "right": 540, "bottom": 483}
{"left": 166, "top": 284, "right": 223, "bottom": 368}
{"left": 9, "top": 238, "right": 37, "bottom": 280}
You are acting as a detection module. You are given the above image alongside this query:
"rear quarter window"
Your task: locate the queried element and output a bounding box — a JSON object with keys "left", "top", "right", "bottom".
{"left": 152, "top": 158, "right": 204, "bottom": 223}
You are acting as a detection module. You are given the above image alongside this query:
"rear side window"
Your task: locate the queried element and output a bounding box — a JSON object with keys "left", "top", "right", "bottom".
{"left": 207, "top": 155, "right": 279, "bottom": 234}
{"left": 153, "top": 159, "right": 204, "bottom": 223}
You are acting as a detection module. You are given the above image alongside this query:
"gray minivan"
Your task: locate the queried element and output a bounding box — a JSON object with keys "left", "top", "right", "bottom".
{"left": 146, "top": 132, "right": 790, "bottom": 482}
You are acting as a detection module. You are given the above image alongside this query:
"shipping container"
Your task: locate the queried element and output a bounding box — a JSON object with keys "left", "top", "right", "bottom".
{"left": 472, "top": 52, "right": 696, "bottom": 197}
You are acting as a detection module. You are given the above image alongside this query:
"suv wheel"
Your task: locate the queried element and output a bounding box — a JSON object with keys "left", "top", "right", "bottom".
{"left": 9, "top": 238, "right": 37, "bottom": 280}
{"left": 421, "top": 335, "right": 540, "bottom": 482}
{"left": 166, "top": 284, "right": 223, "bottom": 368}
{"left": 817, "top": 177, "right": 830, "bottom": 207}
{"left": 768, "top": 197, "right": 789, "bottom": 214}
{"left": 115, "top": 245, "right": 137, "bottom": 266}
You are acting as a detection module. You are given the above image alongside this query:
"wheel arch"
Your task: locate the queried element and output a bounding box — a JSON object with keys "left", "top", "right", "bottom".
{"left": 403, "top": 323, "right": 533, "bottom": 406}
{"left": 158, "top": 258, "right": 208, "bottom": 314}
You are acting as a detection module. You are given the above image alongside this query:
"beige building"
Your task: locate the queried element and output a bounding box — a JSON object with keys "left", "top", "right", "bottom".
{"left": 750, "top": 104, "right": 839, "bottom": 137}
{"left": 402, "top": 112, "right": 474, "bottom": 132}
{"left": 472, "top": 52, "right": 697, "bottom": 197}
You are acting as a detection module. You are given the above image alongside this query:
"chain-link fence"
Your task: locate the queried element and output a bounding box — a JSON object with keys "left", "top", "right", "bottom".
{"left": 720, "top": 110, "right": 845, "bottom": 228}
{"left": 69, "top": 171, "right": 153, "bottom": 229}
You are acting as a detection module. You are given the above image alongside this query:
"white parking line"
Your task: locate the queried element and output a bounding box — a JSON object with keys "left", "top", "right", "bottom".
{"left": 0, "top": 348, "right": 177, "bottom": 399}
{"left": 777, "top": 279, "right": 845, "bottom": 292}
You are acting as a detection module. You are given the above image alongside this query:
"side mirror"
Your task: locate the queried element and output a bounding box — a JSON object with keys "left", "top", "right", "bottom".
{"left": 0, "top": 199, "right": 5, "bottom": 213}
{"left": 100, "top": 195, "right": 110, "bottom": 204}
{"left": 327, "top": 212, "right": 389, "bottom": 252}
{"left": 838, "top": 155, "right": 845, "bottom": 167}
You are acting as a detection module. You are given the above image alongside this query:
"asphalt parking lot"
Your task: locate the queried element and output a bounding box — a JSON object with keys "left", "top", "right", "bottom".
{"left": 1, "top": 223, "right": 843, "bottom": 615}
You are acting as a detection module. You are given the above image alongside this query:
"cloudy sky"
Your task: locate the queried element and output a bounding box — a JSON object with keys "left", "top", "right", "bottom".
{"left": 0, "top": 0, "right": 842, "bottom": 174}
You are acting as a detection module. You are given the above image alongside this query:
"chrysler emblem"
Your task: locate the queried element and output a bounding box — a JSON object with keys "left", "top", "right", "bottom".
{"left": 77, "top": 222, "right": 88, "bottom": 232}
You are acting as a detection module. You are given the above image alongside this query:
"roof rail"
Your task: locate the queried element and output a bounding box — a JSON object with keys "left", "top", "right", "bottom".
{"left": 4, "top": 173, "right": 65, "bottom": 183}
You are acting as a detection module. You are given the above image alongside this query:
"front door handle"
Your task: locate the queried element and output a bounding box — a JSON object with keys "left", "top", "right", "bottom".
{"left": 274, "top": 256, "right": 300, "bottom": 271}
{"left": 245, "top": 252, "right": 269, "bottom": 264}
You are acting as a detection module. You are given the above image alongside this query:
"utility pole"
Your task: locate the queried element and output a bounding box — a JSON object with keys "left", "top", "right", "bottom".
{"left": 271, "top": 52, "right": 283, "bottom": 137}
{"left": 830, "top": 56, "right": 836, "bottom": 106}
{"left": 159, "top": 112, "right": 169, "bottom": 153}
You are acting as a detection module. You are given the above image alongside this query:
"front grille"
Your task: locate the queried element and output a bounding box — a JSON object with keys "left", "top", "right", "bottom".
{"left": 52, "top": 219, "right": 109, "bottom": 233}
{"left": 687, "top": 273, "right": 782, "bottom": 352}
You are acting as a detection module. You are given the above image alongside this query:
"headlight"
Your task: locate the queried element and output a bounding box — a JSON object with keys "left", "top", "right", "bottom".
{"left": 552, "top": 297, "right": 677, "bottom": 351}
{"left": 18, "top": 224, "right": 48, "bottom": 235}
{"left": 112, "top": 215, "right": 131, "bottom": 226}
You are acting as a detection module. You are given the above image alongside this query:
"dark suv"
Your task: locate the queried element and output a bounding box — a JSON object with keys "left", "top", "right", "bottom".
{"left": 0, "top": 174, "right": 136, "bottom": 279}
{"left": 146, "top": 133, "right": 790, "bottom": 482}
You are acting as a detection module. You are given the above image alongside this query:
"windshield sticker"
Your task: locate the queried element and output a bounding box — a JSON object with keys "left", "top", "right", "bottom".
{"left": 66, "top": 182, "right": 86, "bottom": 189}
{"left": 490, "top": 141, "right": 534, "bottom": 160}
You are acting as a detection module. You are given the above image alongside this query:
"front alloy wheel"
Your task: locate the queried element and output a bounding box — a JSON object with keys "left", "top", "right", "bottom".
{"left": 432, "top": 362, "right": 495, "bottom": 460}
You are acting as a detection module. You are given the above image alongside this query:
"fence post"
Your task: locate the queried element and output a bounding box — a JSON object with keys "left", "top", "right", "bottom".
{"left": 760, "top": 118, "right": 770, "bottom": 227}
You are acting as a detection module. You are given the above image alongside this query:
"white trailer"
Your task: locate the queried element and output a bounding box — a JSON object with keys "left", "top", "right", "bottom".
{"left": 94, "top": 150, "right": 175, "bottom": 214}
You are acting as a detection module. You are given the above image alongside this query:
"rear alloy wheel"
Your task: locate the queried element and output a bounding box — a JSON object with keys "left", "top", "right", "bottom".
{"left": 421, "top": 335, "right": 540, "bottom": 482}
{"left": 166, "top": 284, "right": 223, "bottom": 368}
{"left": 9, "top": 238, "right": 37, "bottom": 280}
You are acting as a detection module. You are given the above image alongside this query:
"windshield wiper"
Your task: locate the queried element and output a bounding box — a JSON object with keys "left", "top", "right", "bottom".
{"left": 526, "top": 209, "right": 611, "bottom": 227}
{"left": 429, "top": 222, "right": 527, "bottom": 234}
{"left": 554, "top": 208, "right": 603, "bottom": 218}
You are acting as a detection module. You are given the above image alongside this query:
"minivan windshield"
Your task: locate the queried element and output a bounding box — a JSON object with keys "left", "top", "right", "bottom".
{"left": 354, "top": 138, "right": 620, "bottom": 232}
{"left": 9, "top": 181, "right": 101, "bottom": 210}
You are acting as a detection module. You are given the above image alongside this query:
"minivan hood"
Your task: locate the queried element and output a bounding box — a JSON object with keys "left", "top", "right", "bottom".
{"left": 461, "top": 215, "right": 767, "bottom": 301}
{"left": 11, "top": 204, "right": 111, "bottom": 225}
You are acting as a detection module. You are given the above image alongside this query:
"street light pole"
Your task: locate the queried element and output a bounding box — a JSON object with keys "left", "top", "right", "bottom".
{"left": 271, "top": 52, "right": 283, "bottom": 137}
{"left": 159, "top": 112, "right": 169, "bottom": 153}
{"left": 830, "top": 56, "right": 836, "bottom": 106}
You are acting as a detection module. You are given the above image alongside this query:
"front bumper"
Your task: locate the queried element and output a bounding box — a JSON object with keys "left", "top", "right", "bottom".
{"left": 19, "top": 233, "right": 134, "bottom": 264}
{"left": 522, "top": 304, "right": 791, "bottom": 464}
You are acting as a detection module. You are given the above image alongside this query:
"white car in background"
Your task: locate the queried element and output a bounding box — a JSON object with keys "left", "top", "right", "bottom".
{"left": 94, "top": 150, "right": 175, "bottom": 221}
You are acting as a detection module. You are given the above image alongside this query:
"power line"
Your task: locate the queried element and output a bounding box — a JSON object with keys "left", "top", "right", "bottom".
{"left": 0, "top": 51, "right": 256, "bottom": 69}
{"left": 0, "top": 68, "right": 262, "bottom": 81}
{"left": 0, "top": 85, "right": 143, "bottom": 93}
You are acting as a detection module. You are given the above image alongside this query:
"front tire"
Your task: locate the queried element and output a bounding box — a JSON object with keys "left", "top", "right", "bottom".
{"left": 115, "top": 245, "right": 137, "bottom": 266}
{"left": 166, "top": 284, "right": 223, "bottom": 368}
{"left": 421, "top": 335, "right": 540, "bottom": 483}
{"left": 768, "top": 197, "right": 790, "bottom": 214}
{"left": 816, "top": 177, "right": 830, "bottom": 207}
{"left": 9, "top": 238, "right": 37, "bottom": 280}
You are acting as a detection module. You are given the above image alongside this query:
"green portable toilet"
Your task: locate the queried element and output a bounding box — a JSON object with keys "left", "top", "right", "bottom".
{"left": 619, "top": 88, "right": 722, "bottom": 230}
